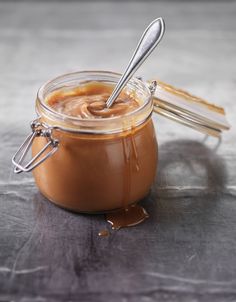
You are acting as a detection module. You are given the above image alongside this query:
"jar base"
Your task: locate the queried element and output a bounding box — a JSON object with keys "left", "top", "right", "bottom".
{"left": 39, "top": 190, "right": 150, "bottom": 215}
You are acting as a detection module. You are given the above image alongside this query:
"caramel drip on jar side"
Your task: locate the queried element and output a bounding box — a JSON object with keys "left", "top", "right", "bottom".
{"left": 105, "top": 135, "right": 131, "bottom": 230}
{"left": 130, "top": 126, "right": 140, "bottom": 172}
{"left": 106, "top": 125, "right": 148, "bottom": 230}
{"left": 122, "top": 136, "right": 131, "bottom": 209}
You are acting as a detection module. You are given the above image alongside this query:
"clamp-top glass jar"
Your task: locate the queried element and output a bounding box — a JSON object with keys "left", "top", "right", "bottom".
{"left": 12, "top": 71, "right": 158, "bottom": 212}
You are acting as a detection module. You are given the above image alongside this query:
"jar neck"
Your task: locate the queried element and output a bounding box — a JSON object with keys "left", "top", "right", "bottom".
{"left": 36, "top": 71, "right": 154, "bottom": 134}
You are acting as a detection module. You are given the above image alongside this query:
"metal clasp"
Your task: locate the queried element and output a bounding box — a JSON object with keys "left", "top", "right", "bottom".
{"left": 12, "top": 118, "right": 59, "bottom": 174}
{"left": 149, "top": 80, "right": 157, "bottom": 95}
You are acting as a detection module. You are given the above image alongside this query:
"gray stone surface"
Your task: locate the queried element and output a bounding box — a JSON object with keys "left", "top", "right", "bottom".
{"left": 0, "top": 1, "right": 236, "bottom": 301}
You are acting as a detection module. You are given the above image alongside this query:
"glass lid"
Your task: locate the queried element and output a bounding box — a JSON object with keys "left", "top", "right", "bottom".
{"left": 151, "top": 80, "right": 230, "bottom": 137}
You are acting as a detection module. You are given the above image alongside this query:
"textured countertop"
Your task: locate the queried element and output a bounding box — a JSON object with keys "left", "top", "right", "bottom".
{"left": 0, "top": 1, "right": 236, "bottom": 301}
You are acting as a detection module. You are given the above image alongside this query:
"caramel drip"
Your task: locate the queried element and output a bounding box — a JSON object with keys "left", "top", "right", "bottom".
{"left": 130, "top": 126, "right": 140, "bottom": 172}
{"left": 121, "top": 136, "right": 131, "bottom": 210}
{"left": 105, "top": 126, "right": 147, "bottom": 230}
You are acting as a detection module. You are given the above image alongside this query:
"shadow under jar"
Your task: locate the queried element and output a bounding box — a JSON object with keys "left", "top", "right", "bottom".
{"left": 14, "top": 71, "right": 158, "bottom": 213}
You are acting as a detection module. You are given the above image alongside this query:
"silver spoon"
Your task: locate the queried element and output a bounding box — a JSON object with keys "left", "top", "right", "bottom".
{"left": 106, "top": 18, "right": 165, "bottom": 108}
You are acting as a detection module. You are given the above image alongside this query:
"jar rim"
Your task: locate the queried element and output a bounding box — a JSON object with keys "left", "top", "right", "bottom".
{"left": 37, "top": 70, "right": 152, "bottom": 124}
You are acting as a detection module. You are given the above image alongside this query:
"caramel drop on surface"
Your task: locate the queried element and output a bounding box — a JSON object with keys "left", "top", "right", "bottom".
{"left": 98, "top": 229, "right": 110, "bottom": 237}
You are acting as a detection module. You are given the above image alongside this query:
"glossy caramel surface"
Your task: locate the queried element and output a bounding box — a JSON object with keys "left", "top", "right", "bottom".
{"left": 46, "top": 82, "right": 140, "bottom": 119}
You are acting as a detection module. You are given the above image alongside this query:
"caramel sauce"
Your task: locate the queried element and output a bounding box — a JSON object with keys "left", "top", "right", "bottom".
{"left": 98, "top": 229, "right": 109, "bottom": 237}
{"left": 106, "top": 204, "right": 149, "bottom": 229}
{"left": 131, "top": 133, "right": 140, "bottom": 172}
{"left": 46, "top": 82, "right": 140, "bottom": 119}
{"left": 106, "top": 125, "right": 147, "bottom": 230}
{"left": 35, "top": 82, "right": 158, "bottom": 230}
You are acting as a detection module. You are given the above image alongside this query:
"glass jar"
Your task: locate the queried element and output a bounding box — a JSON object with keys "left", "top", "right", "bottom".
{"left": 12, "top": 71, "right": 158, "bottom": 213}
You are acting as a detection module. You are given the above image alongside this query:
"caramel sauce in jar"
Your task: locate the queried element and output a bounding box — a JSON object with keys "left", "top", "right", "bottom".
{"left": 32, "top": 71, "right": 158, "bottom": 220}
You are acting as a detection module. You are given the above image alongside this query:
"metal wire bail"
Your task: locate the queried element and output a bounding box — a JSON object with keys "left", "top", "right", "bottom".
{"left": 12, "top": 118, "right": 59, "bottom": 174}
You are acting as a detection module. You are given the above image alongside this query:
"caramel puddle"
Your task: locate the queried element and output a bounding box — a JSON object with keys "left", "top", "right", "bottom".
{"left": 106, "top": 204, "right": 149, "bottom": 230}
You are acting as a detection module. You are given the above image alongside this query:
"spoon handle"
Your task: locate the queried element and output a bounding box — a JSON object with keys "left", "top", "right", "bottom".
{"left": 106, "top": 18, "right": 165, "bottom": 108}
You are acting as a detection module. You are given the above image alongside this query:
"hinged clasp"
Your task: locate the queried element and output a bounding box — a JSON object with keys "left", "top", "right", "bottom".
{"left": 12, "top": 118, "right": 59, "bottom": 174}
{"left": 149, "top": 80, "right": 157, "bottom": 95}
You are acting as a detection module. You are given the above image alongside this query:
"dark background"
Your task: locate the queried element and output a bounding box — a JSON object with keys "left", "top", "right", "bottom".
{"left": 0, "top": 1, "right": 236, "bottom": 302}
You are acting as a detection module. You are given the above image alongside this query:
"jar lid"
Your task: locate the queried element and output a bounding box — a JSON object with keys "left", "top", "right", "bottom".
{"left": 152, "top": 80, "right": 230, "bottom": 137}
